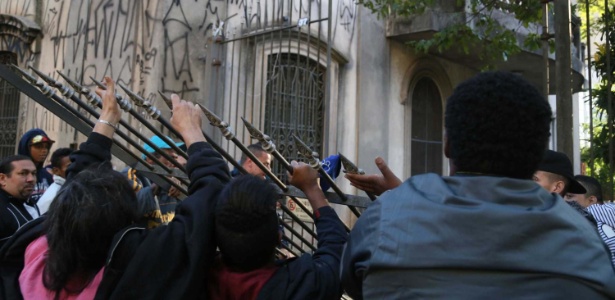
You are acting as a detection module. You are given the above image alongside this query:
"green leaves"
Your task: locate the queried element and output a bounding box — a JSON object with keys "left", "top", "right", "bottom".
{"left": 356, "top": 0, "right": 436, "bottom": 18}
{"left": 358, "top": 0, "right": 544, "bottom": 68}
{"left": 582, "top": 3, "right": 614, "bottom": 196}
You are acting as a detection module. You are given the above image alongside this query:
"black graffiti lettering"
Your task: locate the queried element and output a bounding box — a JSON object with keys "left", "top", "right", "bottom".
{"left": 0, "top": 36, "right": 40, "bottom": 63}
{"left": 162, "top": 0, "right": 192, "bottom": 30}
{"left": 338, "top": 0, "right": 356, "bottom": 32}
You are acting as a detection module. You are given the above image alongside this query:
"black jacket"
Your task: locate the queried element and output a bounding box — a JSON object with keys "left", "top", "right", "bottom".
{"left": 207, "top": 207, "right": 347, "bottom": 300}
{"left": 256, "top": 207, "right": 347, "bottom": 300}
{"left": 0, "top": 216, "right": 45, "bottom": 300}
{"left": 93, "top": 135, "right": 230, "bottom": 299}
{"left": 1, "top": 132, "right": 230, "bottom": 300}
{"left": 0, "top": 189, "right": 35, "bottom": 249}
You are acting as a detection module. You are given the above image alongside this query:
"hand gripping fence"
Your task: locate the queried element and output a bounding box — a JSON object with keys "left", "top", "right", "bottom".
{"left": 0, "top": 65, "right": 375, "bottom": 255}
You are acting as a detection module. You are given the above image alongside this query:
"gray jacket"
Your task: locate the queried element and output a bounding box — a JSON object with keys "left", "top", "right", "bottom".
{"left": 341, "top": 174, "right": 615, "bottom": 299}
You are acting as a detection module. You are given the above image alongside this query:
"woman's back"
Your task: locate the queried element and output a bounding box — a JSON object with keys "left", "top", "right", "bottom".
{"left": 20, "top": 236, "right": 104, "bottom": 300}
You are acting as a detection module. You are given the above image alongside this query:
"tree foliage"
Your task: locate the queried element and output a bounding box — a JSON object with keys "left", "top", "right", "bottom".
{"left": 582, "top": 3, "right": 615, "bottom": 198}
{"left": 577, "top": 0, "right": 609, "bottom": 39}
{"left": 356, "top": 0, "right": 544, "bottom": 68}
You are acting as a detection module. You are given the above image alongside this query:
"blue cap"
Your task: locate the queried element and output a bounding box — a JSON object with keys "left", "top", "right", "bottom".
{"left": 319, "top": 154, "right": 341, "bottom": 192}
{"left": 142, "top": 136, "right": 184, "bottom": 159}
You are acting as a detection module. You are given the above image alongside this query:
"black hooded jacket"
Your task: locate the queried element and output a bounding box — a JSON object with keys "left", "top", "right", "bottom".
{"left": 17, "top": 129, "right": 54, "bottom": 204}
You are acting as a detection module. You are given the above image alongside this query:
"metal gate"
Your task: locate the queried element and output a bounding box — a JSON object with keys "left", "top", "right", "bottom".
{"left": 0, "top": 0, "right": 362, "bottom": 259}
{"left": 0, "top": 51, "right": 19, "bottom": 158}
{"left": 213, "top": 0, "right": 333, "bottom": 254}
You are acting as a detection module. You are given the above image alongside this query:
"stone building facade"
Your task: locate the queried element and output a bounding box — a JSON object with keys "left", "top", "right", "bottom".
{"left": 0, "top": 0, "right": 584, "bottom": 228}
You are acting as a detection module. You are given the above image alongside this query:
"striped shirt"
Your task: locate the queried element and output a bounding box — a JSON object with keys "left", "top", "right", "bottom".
{"left": 588, "top": 203, "right": 615, "bottom": 267}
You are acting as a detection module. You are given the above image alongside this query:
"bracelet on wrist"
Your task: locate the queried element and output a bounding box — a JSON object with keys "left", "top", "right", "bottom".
{"left": 98, "top": 119, "right": 119, "bottom": 130}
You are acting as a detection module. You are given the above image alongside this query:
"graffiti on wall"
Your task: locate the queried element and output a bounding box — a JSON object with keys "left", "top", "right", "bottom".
{"left": 0, "top": 1, "right": 40, "bottom": 64}
{"left": 0, "top": 35, "right": 39, "bottom": 64}
{"left": 1, "top": 0, "right": 357, "bottom": 99}
{"left": 41, "top": 0, "right": 159, "bottom": 90}
{"left": 338, "top": 0, "right": 356, "bottom": 33}
{"left": 1, "top": 0, "right": 36, "bottom": 18}
{"left": 160, "top": 0, "right": 198, "bottom": 97}
{"left": 333, "top": 0, "right": 356, "bottom": 45}
{"left": 226, "top": 0, "right": 357, "bottom": 44}
{"left": 34, "top": 0, "right": 202, "bottom": 98}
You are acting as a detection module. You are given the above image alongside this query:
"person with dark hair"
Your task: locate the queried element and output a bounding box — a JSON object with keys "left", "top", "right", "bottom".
{"left": 17, "top": 128, "right": 55, "bottom": 206}
{"left": 533, "top": 150, "right": 596, "bottom": 224}
{"left": 565, "top": 175, "right": 603, "bottom": 208}
{"left": 342, "top": 72, "right": 615, "bottom": 298}
{"left": 95, "top": 82, "right": 229, "bottom": 299}
{"left": 15, "top": 78, "right": 141, "bottom": 298}
{"left": 36, "top": 148, "right": 73, "bottom": 215}
{"left": 0, "top": 155, "right": 37, "bottom": 249}
{"left": 209, "top": 161, "right": 347, "bottom": 299}
{"left": 232, "top": 142, "right": 292, "bottom": 260}
{"left": 13, "top": 77, "right": 230, "bottom": 299}
{"left": 568, "top": 175, "right": 615, "bottom": 267}
{"left": 19, "top": 163, "right": 141, "bottom": 298}
{"left": 123, "top": 135, "right": 185, "bottom": 228}
{"left": 534, "top": 150, "right": 587, "bottom": 197}
{"left": 232, "top": 143, "right": 272, "bottom": 178}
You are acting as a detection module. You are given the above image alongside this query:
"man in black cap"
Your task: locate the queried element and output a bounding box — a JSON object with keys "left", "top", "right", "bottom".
{"left": 533, "top": 150, "right": 587, "bottom": 197}
{"left": 533, "top": 150, "right": 595, "bottom": 224}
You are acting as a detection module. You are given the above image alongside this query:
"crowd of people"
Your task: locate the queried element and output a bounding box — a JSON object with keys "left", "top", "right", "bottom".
{"left": 1, "top": 71, "right": 614, "bottom": 299}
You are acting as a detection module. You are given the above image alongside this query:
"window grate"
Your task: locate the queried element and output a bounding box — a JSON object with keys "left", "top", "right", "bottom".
{"left": 265, "top": 53, "right": 325, "bottom": 181}
{"left": 0, "top": 52, "right": 19, "bottom": 158}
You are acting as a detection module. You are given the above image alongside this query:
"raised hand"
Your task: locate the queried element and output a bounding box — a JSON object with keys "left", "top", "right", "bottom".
{"left": 170, "top": 94, "right": 205, "bottom": 148}
{"left": 344, "top": 157, "right": 401, "bottom": 196}
{"left": 93, "top": 76, "right": 121, "bottom": 137}
{"left": 288, "top": 161, "right": 319, "bottom": 191}
{"left": 288, "top": 160, "right": 328, "bottom": 210}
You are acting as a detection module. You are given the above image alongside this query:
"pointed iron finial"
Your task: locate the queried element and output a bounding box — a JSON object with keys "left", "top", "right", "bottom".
{"left": 292, "top": 134, "right": 320, "bottom": 168}
{"left": 118, "top": 82, "right": 143, "bottom": 106}
{"left": 89, "top": 76, "right": 107, "bottom": 90}
{"left": 197, "top": 104, "right": 234, "bottom": 140}
{"left": 10, "top": 64, "right": 37, "bottom": 83}
{"left": 198, "top": 104, "right": 227, "bottom": 127}
{"left": 57, "top": 71, "right": 84, "bottom": 92}
{"left": 30, "top": 67, "right": 77, "bottom": 99}
{"left": 57, "top": 71, "right": 102, "bottom": 107}
{"left": 29, "top": 67, "right": 59, "bottom": 87}
{"left": 339, "top": 153, "right": 365, "bottom": 175}
{"left": 240, "top": 117, "right": 276, "bottom": 153}
{"left": 11, "top": 64, "right": 55, "bottom": 96}
{"left": 241, "top": 117, "right": 265, "bottom": 141}
{"left": 118, "top": 82, "right": 159, "bottom": 119}
{"left": 158, "top": 91, "right": 173, "bottom": 110}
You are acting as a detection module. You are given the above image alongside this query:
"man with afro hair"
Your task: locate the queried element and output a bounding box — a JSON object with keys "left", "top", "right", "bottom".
{"left": 342, "top": 71, "right": 615, "bottom": 299}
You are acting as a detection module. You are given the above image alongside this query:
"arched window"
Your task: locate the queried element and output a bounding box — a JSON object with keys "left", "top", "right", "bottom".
{"left": 410, "top": 77, "right": 443, "bottom": 175}
{"left": 264, "top": 53, "right": 325, "bottom": 179}
{"left": 0, "top": 51, "right": 19, "bottom": 158}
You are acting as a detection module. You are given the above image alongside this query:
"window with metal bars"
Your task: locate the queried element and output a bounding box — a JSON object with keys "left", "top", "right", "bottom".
{"left": 264, "top": 53, "right": 325, "bottom": 181}
{"left": 410, "top": 77, "right": 443, "bottom": 175}
{"left": 0, "top": 52, "right": 19, "bottom": 158}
